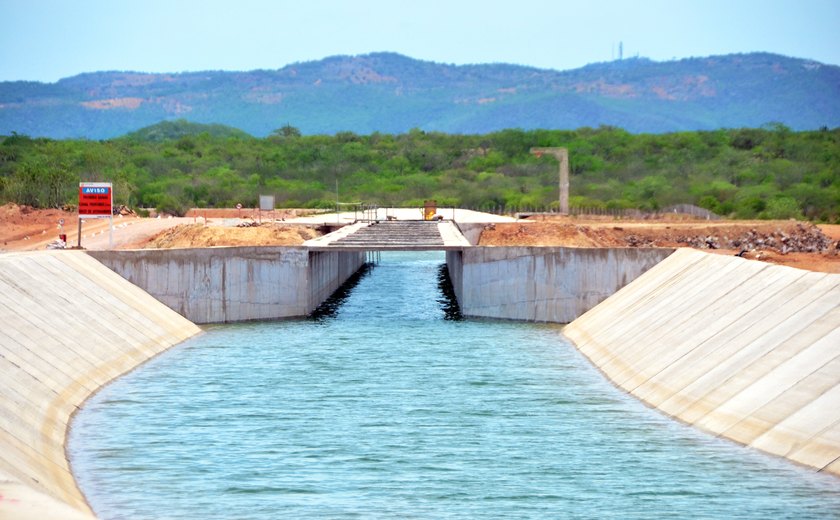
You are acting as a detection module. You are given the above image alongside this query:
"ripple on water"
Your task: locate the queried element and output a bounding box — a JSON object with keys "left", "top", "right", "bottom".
{"left": 70, "top": 252, "right": 840, "bottom": 520}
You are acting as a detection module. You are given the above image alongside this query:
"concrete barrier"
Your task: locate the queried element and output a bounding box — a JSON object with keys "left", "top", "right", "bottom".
{"left": 446, "top": 247, "right": 674, "bottom": 323}
{"left": 0, "top": 251, "right": 202, "bottom": 518}
{"left": 90, "top": 247, "right": 366, "bottom": 323}
{"left": 564, "top": 248, "right": 840, "bottom": 475}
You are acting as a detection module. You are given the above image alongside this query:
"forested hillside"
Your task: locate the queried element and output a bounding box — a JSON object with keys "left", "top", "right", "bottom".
{"left": 1, "top": 52, "right": 838, "bottom": 138}
{"left": 1, "top": 123, "right": 838, "bottom": 222}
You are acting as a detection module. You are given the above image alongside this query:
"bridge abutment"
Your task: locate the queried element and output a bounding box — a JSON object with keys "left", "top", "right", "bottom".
{"left": 89, "top": 247, "right": 366, "bottom": 323}
{"left": 445, "top": 247, "right": 673, "bottom": 323}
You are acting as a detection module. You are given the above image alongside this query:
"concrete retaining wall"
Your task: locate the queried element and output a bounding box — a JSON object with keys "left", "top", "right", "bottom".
{"left": 563, "top": 248, "right": 840, "bottom": 475}
{"left": 308, "top": 250, "right": 367, "bottom": 311}
{"left": 0, "top": 251, "right": 202, "bottom": 518}
{"left": 446, "top": 247, "right": 674, "bottom": 323}
{"left": 90, "top": 247, "right": 366, "bottom": 323}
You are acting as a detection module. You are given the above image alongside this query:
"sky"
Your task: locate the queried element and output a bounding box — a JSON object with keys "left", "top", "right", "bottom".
{"left": 2, "top": 0, "right": 839, "bottom": 83}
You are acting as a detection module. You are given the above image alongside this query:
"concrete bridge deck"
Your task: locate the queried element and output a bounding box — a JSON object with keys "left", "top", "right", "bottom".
{"left": 304, "top": 220, "right": 471, "bottom": 251}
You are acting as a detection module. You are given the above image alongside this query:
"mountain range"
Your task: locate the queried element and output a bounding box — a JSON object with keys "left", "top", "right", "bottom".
{"left": 1, "top": 52, "right": 838, "bottom": 139}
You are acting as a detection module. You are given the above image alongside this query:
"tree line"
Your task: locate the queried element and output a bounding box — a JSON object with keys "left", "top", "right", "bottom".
{"left": 0, "top": 122, "right": 838, "bottom": 222}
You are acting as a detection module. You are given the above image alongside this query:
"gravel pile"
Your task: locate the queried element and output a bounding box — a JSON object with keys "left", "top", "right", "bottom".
{"left": 676, "top": 224, "right": 833, "bottom": 254}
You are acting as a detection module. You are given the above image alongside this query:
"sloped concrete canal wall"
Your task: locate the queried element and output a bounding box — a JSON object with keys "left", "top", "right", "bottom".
{"left": 564, "top": 248, "right": 840, "bottom": 475}
{"left": 90, "top": 247, "right": 366, "bottom": 323}
{"left": 0, "top": 251, "right": 202, "bottom": 518}
{"left": 0, "top": 247, "right": 364, "bottom": 518}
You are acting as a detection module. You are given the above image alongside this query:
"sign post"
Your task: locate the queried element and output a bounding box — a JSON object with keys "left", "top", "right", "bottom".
{"left": 259, "top": 194, "right": 275, "bottom": 225}
{"left": 78, "top": 182, "right": 114, "bottom": 248}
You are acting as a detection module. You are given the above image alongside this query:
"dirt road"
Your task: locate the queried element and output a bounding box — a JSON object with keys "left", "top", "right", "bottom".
{"left": 0, "top": 206, "right": 201, "bottom": 252}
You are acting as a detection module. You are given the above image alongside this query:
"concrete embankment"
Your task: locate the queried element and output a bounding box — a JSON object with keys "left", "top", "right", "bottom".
{"left": 446, "top": 247, "right": 674, "bottom": 323}
{"left": 90, "top": 247, "right": 366, "bottom": 323}
{"left": 564, "top": 248, "right": 840, "bottom": 475}
{"left": 0, "top": 251, "right": 202, "bottom": 518}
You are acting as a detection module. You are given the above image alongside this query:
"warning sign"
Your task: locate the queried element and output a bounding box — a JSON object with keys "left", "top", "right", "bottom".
{"left": 79, "top": 182, "right": 113, "bottom": 217}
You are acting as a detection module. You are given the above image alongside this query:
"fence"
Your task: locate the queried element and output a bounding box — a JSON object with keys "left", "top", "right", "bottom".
{"left": 462, "top": 203, "right": 720, "bottom": 220}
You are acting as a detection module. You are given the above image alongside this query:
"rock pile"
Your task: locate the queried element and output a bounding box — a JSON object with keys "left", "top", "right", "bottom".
{"left": 674, "top": 224, "right": 833, "bottom": 254}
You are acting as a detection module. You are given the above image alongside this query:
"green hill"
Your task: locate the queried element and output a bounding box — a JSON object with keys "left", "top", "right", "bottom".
{"left": 122, "top": 120, "right": 253, "bottom": 142}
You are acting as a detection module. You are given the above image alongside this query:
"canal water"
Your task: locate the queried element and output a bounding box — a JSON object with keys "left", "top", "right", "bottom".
{"left": 70, "top": 252, "right": 840, "bottom": 519}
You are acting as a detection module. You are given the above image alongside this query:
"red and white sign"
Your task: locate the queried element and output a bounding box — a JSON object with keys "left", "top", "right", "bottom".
{"left": 79, "top": 182, "right": 113, "bottom": 217}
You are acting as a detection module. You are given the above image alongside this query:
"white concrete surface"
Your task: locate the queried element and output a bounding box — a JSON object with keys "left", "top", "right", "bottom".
{"left": 0, "top": 251, "right": 202, "bottom": 518}
{"left": 438, "top": 222, "right": 472, "bottom": 247}
{"left": 563, "top": 248, "right": 840, "bottom": 475}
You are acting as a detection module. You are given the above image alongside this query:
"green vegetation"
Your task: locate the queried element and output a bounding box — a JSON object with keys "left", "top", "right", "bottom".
{"left": 123, "top": 119, "right": 253, "bottom": 142}
{"left": 1, "top": 122, "right": 838, "bottom": 221}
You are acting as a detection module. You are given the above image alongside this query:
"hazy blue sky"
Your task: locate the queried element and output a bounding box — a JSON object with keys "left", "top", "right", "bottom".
{"left": 2, "top": 0, "right": 838, "bottom": 82}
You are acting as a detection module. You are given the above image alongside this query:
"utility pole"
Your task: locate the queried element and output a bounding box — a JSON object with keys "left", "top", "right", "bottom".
{"left": 530, "top": 147, "right": 570, "bottom": 215}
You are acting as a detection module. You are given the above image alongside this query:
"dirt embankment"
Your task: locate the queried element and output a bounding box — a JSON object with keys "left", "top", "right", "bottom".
{"left": 479, "top": 218, "right": 840, "bottom": 273}
{"left": 0, "top": 203, "right": 77, "bottom": 246}
{"left": 182, "top": 208, "right": 321, "bottom": 220}
{"left": 139, "top": 223, "right": 321, "bottom": 248}
{"left": 0, "top": 204, "right": 325, "bottom": 251}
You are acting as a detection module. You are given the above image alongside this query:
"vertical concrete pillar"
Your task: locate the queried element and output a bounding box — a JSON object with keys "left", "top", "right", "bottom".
{"left": 530, "top": 147, "right": 569, "bottom": 215}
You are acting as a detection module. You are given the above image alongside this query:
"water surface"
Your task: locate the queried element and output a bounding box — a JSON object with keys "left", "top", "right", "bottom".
{"left": 71, "top": 252, "right": 840, "bottom": 519}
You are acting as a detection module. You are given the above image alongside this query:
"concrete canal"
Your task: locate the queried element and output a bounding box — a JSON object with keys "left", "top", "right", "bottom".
{"left": 70, "top": 252, "right": 840, "bottom": 519}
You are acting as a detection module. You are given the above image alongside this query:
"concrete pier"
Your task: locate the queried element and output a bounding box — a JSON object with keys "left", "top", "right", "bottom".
{"left": 564, "top": 248, "right": 840, "bottom": 475}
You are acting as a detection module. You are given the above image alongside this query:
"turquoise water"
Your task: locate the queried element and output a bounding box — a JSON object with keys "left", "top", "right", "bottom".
{"left": 70, "top": 252, "right": 840, "bottom": 519}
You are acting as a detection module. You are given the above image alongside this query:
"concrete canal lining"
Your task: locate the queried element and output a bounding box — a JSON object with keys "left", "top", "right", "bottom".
{"left": 2, "top": 244, "right": 838, "bottom": 518}
{"left": 0, "top": 247, "right": 365, "bottom": 518}
{"left": 0, "top": 251, "right": 202, "bottom": 518}
{"left": 563, "top": 248, "right": 840, "bottom": 476}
